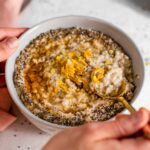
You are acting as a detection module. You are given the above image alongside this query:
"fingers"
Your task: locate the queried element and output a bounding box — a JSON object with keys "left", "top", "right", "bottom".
{"left": 140, "top": 107, "right": 150, "bottom": 120}
{"left": 0, "top": 27, "right": 28, "bottom": 61}
{"left": 100, "top": 109, "right": 149, "bottom": 139}
{"left": 120, "top": 137, "right": 150, "bottom": 150}
{"left": 143, "top": 124, "right": 150, "bottom": 139}
{"left": 98, "top": 138, "right": 150, "bottom": 150}
{"left": 116, "top": 108, "right": 150, "bottom": 122}
{"left": 116, "top": 113, "right": 128, "bottom": 119}
{"left": 82, "top": 109, "right": 149, "bottom": 141}
{"left": 0, "top": 37, "right": 19, "bottom": 61}
{"left": 92, "top": 139, "right": 121, "bottom": 150}
{"left": 0, "top": 28, "right": 27, "bottom": 40}
{"left": 140, "top": 108, "right": 150, "bottom": 138}
{"left": 0, "top": 88, "right": 12, "bottom": 111}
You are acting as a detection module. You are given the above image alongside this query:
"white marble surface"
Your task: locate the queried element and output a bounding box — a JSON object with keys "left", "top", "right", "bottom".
{"left": 1, "top": 0, "right": 150, "bottom": 149}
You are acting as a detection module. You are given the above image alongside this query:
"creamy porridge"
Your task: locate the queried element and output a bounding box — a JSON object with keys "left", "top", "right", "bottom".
{"left": 14, "top": 28, "right": 135, "bottom": 126}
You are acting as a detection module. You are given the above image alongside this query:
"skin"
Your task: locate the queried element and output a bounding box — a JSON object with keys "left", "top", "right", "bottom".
{"left": 0, "top": 28, "right": 27, "bottom": 61}
{"left": 0, "top": 28, "right": 150, "bottom": 150}
{"left": 43, "top": 108, "right": 150, "bottom": 150}
{"left": 0, "top": 27, "right": 27, "bottom": 112}
{"left": 0, "top": 0, "right": 24, "bottom": 27}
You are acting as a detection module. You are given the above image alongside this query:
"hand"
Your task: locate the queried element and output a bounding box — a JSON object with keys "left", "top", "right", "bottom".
{"left": 0, "top": 28, "right": 27, "bottom": 132}
{"left": 0, "top": 27, "right": 27, "bottom": 62}
{"left": 43, "top": 108, "right": 150, "bottom": 150}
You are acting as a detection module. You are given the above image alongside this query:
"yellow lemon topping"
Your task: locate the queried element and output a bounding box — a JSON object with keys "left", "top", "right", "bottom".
{"left": 83, "top": 48, "right": 93, "bottom": 59}
{"left": 91, "top": 68, "right": 105, "bottom": 83}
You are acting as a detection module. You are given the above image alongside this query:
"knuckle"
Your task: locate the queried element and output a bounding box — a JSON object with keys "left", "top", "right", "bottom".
{"left": 115, "top": 120, "right": 127, "bottom": 136}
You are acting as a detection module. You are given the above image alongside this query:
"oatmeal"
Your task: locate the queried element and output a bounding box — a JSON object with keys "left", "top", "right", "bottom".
{"left": 14, "top": 28, "right": 135, "bottom": 126}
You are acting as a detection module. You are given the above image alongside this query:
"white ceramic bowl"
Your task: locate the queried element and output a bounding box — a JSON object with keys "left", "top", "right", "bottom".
{"left": 6, "top": 15, "right": 145, "bottom": 134}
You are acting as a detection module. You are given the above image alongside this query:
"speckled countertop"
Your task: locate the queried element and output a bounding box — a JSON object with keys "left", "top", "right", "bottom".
{"left": 1, "top": 0, "right": 150, "bottom": 150}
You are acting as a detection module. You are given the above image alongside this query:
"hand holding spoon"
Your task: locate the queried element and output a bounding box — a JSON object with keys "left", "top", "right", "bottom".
{"left": 98, "top": 81, "right": 150, "bottom": 139}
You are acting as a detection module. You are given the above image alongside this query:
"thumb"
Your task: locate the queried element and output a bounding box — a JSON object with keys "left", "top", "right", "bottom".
{"left": 83, "top": 109, "right": 149, "bottom": 140}
{"left": 0, "top": 37, "right": 19, "bottom": 62}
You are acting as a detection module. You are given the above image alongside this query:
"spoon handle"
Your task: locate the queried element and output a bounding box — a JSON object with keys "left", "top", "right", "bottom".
{"left": 117, "top": 97, "right": 136, "bottom": 113}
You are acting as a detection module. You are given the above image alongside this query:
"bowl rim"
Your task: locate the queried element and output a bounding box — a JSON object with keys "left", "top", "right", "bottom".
{"left": 5, "top": 15, "right": 146, "bottom": 129}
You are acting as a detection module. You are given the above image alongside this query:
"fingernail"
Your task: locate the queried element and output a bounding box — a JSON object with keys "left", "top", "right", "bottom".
{"left": 5, "top": 37, "right": 19, "bottom": 49}
{"left": 140, "top": 107, "right": 149, "bottom": 113}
